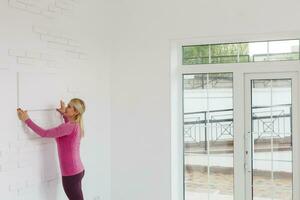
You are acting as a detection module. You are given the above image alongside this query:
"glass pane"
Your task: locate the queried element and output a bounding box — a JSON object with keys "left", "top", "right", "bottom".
{"left": 268, "top": 40, "right": 299, "bottom": 61}
{"left": 183, "top": 73, "right": 234, "bottom": 200}
{"left": 250, "top": 42, "right": 269, "bottom": 62}
{"left": 183, "top": 45, "right": 209, "bottom": 65}
{"left": 251, "top": 79, "right": 293, "bottom": 200}
{"left": 237, "top": 43, "right": 250, "bottom": 63}
{"left": 210, "top": 44, "right": 238, "bottom": 63}
{"left": 182, "top": 39, "right": 299, "bottom": 65}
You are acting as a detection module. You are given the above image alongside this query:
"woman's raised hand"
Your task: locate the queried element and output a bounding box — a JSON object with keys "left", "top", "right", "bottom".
{"left": 16, "top": 108, "right": 29, "bottom": 122}
{"left": 56, "top": 100, "right": 66, "bottom": 115}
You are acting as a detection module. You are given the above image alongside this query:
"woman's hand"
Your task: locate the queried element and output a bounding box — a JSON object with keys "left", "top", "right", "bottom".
{"left": 56, "top": 100, "right": 66, "bottom": 115}
{"left": 17, "top": 108, "right": 29, "bottom": 122}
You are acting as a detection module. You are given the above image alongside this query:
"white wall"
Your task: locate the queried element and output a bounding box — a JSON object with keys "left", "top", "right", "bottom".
{"left": 0, "top": 0, "right": 111, "bottom": 199}
{"left": 110, "top": 0, "right": 300, "bottom": 200}
{"left": 2, "top": 0, "right": 300, "bottom": 199}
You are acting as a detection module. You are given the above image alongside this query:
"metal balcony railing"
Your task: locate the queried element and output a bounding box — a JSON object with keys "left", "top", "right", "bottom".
{"left": 184, "top": 104, "right": 292, "bottom": 151}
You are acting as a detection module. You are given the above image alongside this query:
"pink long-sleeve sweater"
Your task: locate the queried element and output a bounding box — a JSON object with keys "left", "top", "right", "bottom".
{"left": 24, "top": 115, "right": 84, "bottom": 176}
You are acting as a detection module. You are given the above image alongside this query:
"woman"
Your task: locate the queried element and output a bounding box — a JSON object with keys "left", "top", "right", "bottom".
{"left": 17, "top": 98, "right": 86, "bottom": 200}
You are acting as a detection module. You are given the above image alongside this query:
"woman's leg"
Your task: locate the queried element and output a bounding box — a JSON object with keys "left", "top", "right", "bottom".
{"left": 62, "top": 170, "right": 85, "bottom": 200}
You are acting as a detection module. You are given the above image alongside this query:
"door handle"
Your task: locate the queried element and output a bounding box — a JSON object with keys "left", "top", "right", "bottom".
{"left": 245, "top": 131, "right": 252, "bottom": 173}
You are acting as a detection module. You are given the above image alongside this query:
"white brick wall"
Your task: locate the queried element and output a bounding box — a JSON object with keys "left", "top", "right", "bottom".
{"left": 0, "top": 0, "right": 111, "bottom": 199}
{"left": 8, "top": 0, "right": 79, "bottom": 18}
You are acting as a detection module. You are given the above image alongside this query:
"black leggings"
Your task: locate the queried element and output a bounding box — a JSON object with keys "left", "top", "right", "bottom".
{"left": 62, "top": 170, "right": 85, "bottom": 200}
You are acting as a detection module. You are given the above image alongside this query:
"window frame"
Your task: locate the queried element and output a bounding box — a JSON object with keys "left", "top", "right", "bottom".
{"left": 171, "top": 32, "right": 300, "bottom": 200}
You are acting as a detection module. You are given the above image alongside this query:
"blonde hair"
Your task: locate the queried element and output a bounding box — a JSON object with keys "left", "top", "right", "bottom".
{"left": 69, "top": 98, "right": 86, "bottom": 138}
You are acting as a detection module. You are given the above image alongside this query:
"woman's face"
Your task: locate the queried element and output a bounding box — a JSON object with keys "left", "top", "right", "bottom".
{"left": 65, "top": 103, "right": 78, "bottom": 118}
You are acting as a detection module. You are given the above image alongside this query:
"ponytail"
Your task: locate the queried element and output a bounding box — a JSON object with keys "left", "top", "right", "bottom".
{"left": 79, "top": 115, "right": 84, "bottom": 138}
{"left": 69, "top": 98, "right": 86, "bottom": 139}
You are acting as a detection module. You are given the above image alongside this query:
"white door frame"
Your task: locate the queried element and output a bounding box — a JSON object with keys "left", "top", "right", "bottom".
{"left": 171, "top": 60, "right": 300, "bottom": 200}
{"left": 244, "top": 72, "right": 299, "bottom": 200}
{"left": 171, "top": 33, "right": 300, "bottom": 200}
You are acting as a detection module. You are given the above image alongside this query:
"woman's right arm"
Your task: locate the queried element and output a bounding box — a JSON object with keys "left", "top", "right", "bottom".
{"left": 56, "top": 109, "right": 69, "bottom": 123}
{"left": 62, "top": 115, "right": 69, "bottom": 123}
{"left": 57, "top": 100, "right": 69, "bottom": 123}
